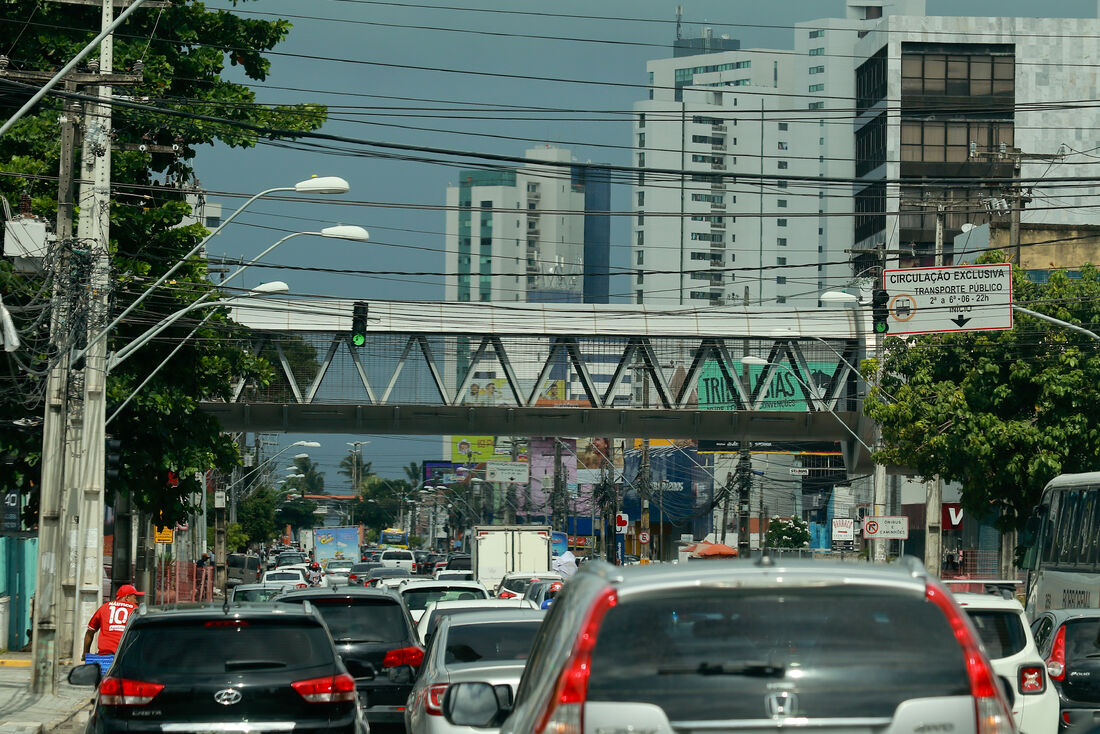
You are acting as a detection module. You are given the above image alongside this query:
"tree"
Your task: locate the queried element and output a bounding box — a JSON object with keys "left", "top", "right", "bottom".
{"left": 284, "top": 456, "right": 325, "bottom": 496}
{"left": 275, "top": 498, "right": 318, "bottom": 533}
{"left": 238, "top": 486, "right": 278, "bottom": 546}
{"left": 0, "top": 0, "right": 327, "bottom": 527}
{"left": 338, "top": 451, "right": 373, "bottom": 491}
{"left": 208, "top": 522, "right": 249, "bottom": 553}
{"left": 766, "top": 517, "right": 810, "bottom": 549}
{"left": 866, "top": 260, "right": 1100, "bottom": 533}
{"left": 404, "top": 461, "right": 423, "bottom": 485}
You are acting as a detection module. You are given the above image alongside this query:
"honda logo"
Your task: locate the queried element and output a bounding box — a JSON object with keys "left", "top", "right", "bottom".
{"left": 214, "top": 688, "right": 242, "bottom": 706}
{"left": 765, "top": 691, "right": 797, "bottom": 718}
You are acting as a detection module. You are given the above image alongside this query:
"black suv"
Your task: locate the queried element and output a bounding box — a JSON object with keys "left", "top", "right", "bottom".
{"left": 278, "top": 587, "right": 424, "bottom": 728}
{"left": 67, "top": 604, "right": 366, "bottom": 733}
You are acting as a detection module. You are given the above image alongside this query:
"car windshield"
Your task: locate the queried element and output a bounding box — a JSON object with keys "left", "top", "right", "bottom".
{"left": 297, "top": 599, "right": 409, "bottom": 643}
{"left": 966, "top": 609, "right": 1027, "bottom": 658}
{"left": 587, "top": 586, "right": 969, "bottom": 721}
{"left": 116, "top": 620, "right": 332, "bottom": 674}
{"left": 232, "top": 588, "right": 284, "bottom": 602}
{"left": 403, "top": 587, "right": 486, "bottom": 611}
{"left": 444, "top": 621, "right": 540, "bottom": 665}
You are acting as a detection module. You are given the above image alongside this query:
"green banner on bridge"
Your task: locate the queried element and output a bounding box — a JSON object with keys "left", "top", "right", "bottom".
{"left": 697, "top": 360, "right": 840, "bottom": 411}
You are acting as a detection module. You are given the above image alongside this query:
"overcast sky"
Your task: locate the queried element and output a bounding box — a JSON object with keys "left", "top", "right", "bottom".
{"left": 193, "top": 0, "right": 1097, "bottom": 482}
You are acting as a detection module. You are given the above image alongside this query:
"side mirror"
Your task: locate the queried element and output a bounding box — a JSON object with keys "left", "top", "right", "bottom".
{"left": 68, "top": 662, "right": 103, "bottom": 687}
{"left": 442, "top": 681, "right": 510, "bottom": 728}
{"left": 344, "top": 659, "right": 376, "bottom": 680}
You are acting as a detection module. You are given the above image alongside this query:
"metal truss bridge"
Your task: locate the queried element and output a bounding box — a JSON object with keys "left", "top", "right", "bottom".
{"left": 200, "top": 300, "right": 875, "bottom": 467}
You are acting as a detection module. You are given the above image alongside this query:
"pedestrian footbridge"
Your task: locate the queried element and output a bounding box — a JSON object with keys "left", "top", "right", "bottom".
{"left": 199, "top": 300, "right": 875, "bottom": 467}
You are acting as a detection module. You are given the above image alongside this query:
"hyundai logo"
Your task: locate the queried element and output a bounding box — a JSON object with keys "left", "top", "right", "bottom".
{"left": 214, "top": 688, "right": 242, "bottom": 706}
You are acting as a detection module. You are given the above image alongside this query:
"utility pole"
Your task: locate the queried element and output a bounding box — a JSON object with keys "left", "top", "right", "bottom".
{"left": 639, "top": 438, "right": 651, "bottom": 561}
{"left": 736, "top": 450, "right": 751, "bottom": 557}
{"left": 552, "top": 439, "right": 563, "bottom": 532}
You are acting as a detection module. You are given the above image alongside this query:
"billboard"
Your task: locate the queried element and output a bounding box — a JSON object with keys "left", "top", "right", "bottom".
{"left": 313, "top": 526, "right": 360, "bottom": 564}
{"left": 698, "top": 360, "right": 840, "bottom": 411}
{"left": 451, "top": 435, "right": 497, "bottom": 463}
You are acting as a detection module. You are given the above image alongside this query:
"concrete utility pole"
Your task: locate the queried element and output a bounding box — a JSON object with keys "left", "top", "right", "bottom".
{"left": 639, "top": 438, "right": 651, "bottom": 561}
{"left": 552, "top": 439, "right": 564, "bottom": 532}
{"left": 736, "top": 450, "right": 751, "bottom": 557}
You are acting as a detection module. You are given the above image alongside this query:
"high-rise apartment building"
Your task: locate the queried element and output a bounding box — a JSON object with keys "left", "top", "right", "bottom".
{"left": 634, "top": 0, "right": 1100, "bottom": 305}
{"left": 444, "top": 146, "right": 610, "bottom": 304}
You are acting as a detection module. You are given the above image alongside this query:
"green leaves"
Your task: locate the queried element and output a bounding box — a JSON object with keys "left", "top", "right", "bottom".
{"left": 870, "top": 261, "right": 1100, "bottom": 530}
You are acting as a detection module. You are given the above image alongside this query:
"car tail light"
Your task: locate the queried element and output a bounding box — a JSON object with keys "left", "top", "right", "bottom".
{"left": 535, "top": 587, "right": 617, "bottom": 734}
{"left": 925, "top": 582, "right": 1013, "bottom": 734}
{"left": 1019, "top": 665, "right": 1046, "bottom": 694}
{"left": 498, "top": 589, "right": 517, "bottom": 599}
{"left": 349, "top": 574, "right": 357, "bottom": 583}
{"left": 1047, "top": 626, "right": 1066, "bottom": 680}
{"left": 1062, "top": 711, "right": 1071, "bottom": 726}
{"left": 412, "top": 563, "right": 418, "bottom": 572}
{"left": 98, "top": 677, "right": 164, "bottom": 706}
{"left": 425, "top": 683, "right": 448, "bottom": 716}
{"left": 296, "top": 583, "right": 308, "bottom": 589}
{"left": 291, "top": 673, "right": 356, "bottom": 703}
{"left": 383, "top": 646, "right": 425, "bottom": 668}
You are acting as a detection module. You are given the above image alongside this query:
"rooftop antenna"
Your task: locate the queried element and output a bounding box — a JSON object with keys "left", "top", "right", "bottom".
{"left": 675, "top": 5, "right": 683, "bottom": 40}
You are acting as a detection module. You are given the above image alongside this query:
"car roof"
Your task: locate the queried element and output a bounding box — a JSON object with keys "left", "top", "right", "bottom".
{"left": 399, "top": 580, "right": 486, "bottom": 591}
{"left": 438, "top": 609, "right": 545, "bottom": 627}
{"left": 278, "top": 587, "right": 398, "bottom": 602}
{"left": 429, "top": 598, "right": 529, "bottom": 611}
{"left": 1042, "top": 608, "right": 1100, "bottom": 623}
{"left": 951, "top": 592, "right": 1025, "bottom": 611}
{"left": 129, "top": 603, "right": 319, "bottom": 624}
{"left": 502, "top": 571, "right": 562, "bottom": 579}
{"left": 232, "top": 583, "right": 288, "bottom": 591}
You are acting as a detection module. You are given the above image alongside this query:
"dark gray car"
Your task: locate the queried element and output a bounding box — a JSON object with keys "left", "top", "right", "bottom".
{"left": 440, "top": 557, "right": 1015, "bottom": 733}
{"left": 1031, "top": 607, "right": 1100, "bottom": 729}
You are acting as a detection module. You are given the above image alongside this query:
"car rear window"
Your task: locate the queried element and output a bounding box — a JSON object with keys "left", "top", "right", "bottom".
{"left": 444, "top": 621, "right": 540, "bottom": 664}
{"left": 232, "top": 588, "right": 284, "bottom": 602}
{"left": 587, "top": 586, "right": 970, "bottom": 721}
{"left": 502, "top": 577, "right": 535, "bottom": 593}
{"left": 265, "top": 571, "right": 301, "bottom": 581}
{"left": 385, "top": 551, "right": 413, "bottom": 561}
{"left": 403, "top": 587, "right": 487, "bottom": 611}
{"left": 284, "top": 598, "right": 409, "bottom": 644}
{"left": 116, "top": 620, "right": 333, "bottom": 675}
{"left": 447, "top": 557, "right": 472, "bottom": 570}
{"left": 1064, "top": 619, "right": 1100, "bottom": 663}
{"left": 966, "top": 610, "right": 1027, "bottom": 659}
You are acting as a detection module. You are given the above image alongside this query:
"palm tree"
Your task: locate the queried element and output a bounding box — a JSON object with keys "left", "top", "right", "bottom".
{"left": 403, "top": 461, "right": 422, "bottom": 486}
{"left": 338, "top": 450, "right": 373, "bottom": 490}
{"left": 285, "top": 456, "right": 325, "bottom": 495}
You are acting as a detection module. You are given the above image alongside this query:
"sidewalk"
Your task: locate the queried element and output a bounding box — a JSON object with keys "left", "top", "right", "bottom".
{"left": 0, "top": 652, "right": 92, "bottom": 734}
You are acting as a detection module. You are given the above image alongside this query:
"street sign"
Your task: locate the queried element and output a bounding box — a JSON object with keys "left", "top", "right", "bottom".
{"left": 154, "top": 526, "right": 174, "bottom": 544}
{"left": 486, "top": 461, "right": 529, "bottom": 483}
{"left": 862, "top": 516, "right": 909, "bottom": 539}
{"left": 615, "top": 513, "right": 629, "bottom": 534}
{"left": 639, "top": 531, "right": 650, "bottom": 544}
{"left": 882, "top": 264, "right": 1013, "bottom": 336}
{"left": 790, "top": 467, "right": 810, "bottom": 476}
{"left": 831, "top": 518, "right": 855, "bottom": 541}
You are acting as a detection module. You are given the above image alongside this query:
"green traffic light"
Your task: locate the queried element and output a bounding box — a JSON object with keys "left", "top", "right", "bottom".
{"left": 352, "top": 333, "right": 366, "bottom": 346}
{"left": 874, "top": 321, "right": 889, "bottom": 334}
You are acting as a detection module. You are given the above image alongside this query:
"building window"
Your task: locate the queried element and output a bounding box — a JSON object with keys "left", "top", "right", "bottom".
{"left": 809, "top": 83, "right": 825, "bottom": 92}
{"left": 777, "top": 161, "right": 788, "bottom": 169}
{"left": 638, "top": 133, "right": 645, "bottom": 147}
{"left": 808, "top": 101, "right": 825, "bottom": 110}
{"left": 776, "top": 181, "right": 787, "bottom": 189}
{"left": 777, "top": 296, "right": 787, "bottom": 304}
{"left": 901, "top": 119, "right": 1014, "bottom": 163}
{"left": 480, "top": 200, "right": 492, "bottom": 209}
{"left": 690, "top": 232, "right": 723, "bottom": 242}
{"left": 778, "top": 199, "right": 787, "bottom": 208}
{"left": 636, "top": 250, "right": 644, "bottom": 264}
{"left": 637, "top": 213, "right": 644, "bottom": 225}
{"left": 778, "top": 123, "right": 789, "bottom": 131}
{"left": 820, "top": 137, "right": 825, "bottom": 144}
{"left": 901, "top": 50, "right": 1015, "bottom": 101}
{"left": 637, "top": 152, "right": 645, "bottom": 168}
{"left": 777, "top": 237, "right": 788, "bottom": 246}
{"left": 777, "top": 219, "right": 788, "bottom": 227}
{"left": 778, "top": 142, "right": 789, "bottom": 150}
{"left": 691, "top": 193, "right": 724, "bottom": 204}
{"left": 637, "top": 191, "right": 645, "bottom": 206}
{"left": 809, "top": 47, "right": 825, "bottom": 56}
{"left": 777, "top": 256, "right": 787, "bottom": 265}
{"left": 810, "top": 65, "right": 825, "bottom": 74}
{"left": 638, "top": 113, "right": 645, "bottom": 128}
{"left": 636, "top": 230, "right": 644, "bottom": 246}
{"left": 809, "top": 29, "right": 825, "bottom": 39}
{"left": 776, "top": 276, "right": 786, "bottom": 284}
{"left": 636, "top": 270, "right": 644, "bottom": 285}
{"left": 637, "top": 289, "right": 644, "bottom": 302}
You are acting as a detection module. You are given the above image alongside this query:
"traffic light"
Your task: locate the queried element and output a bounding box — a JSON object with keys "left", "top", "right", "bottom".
{"left": 105, "top": 437, "right": 122, "bottom": 480}
{"left": 351, "top": 301, "right": 369, "bottom": 347}
{"left": 872, "top": 289, "right": 890, "bottom": 335}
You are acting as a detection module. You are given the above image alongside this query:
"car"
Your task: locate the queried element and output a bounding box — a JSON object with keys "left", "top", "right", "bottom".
{"left": 520, "top": 579, "right": 563, "bottom": 609}
{"left": 260, "top": 568, "right": 311, "bottom": 589}
{"left": 495, "top": 572, "right": 563, "bottom": 600}
{"left": 227, "top": 553, "right": 263, "bottom": 587}
{"left": 416, "top": 598, "right": 536, "bottom": 647}
{"left": 366, "top": 567, "right": 412, "bottom": 587}
{"left": 348, "top": 562, "right": 383, "bottom": 587}
{"left": 423, "top": 553, "right": 448, "bottom": 575}
{"left": 229, "top": 583, "right": 291, "bottom": 603}
{"left": 405, "top": 609, "right": 545, "bottom": 734}
{"left": 361, "top": 549, "right": 382, "bottom": 563}
{"left": 324, "top": 560, "right": 356, "bottom": 587}
{"left": 438, "top": 558, "right": 1015, "bottom": 734}
{"left": 414, "top": 550, "right": 434, "bottom": 574}
{"left": 67, "top": 603, "right": 366, "bottom": 733}
{"left": 277, "top": 587, "right": 424, "bottom": 729}
{"left": 276, "top": 551, "right": 308, "bottom": 568}
{"left": 954, "top": 590, "right": 1059, "bottom": 733}
{"left": 398, "top": 580, "right": 491, "bottom": 623}
{"left": 1031, "top": 608, "right": 1100, "bottom": 730}
{"left": 380, "top": 549, "right": 417, "bottom": 573}
{"left": 445, "top": 555, "right": 472, "bottom": 571}
{"left": 434, "top": 570, "right": 475, "bottom": 582}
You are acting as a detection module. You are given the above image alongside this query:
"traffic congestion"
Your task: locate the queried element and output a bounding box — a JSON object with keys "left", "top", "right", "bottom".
{"left": 68, "top": 497, "right": 1100, "bottom": 734}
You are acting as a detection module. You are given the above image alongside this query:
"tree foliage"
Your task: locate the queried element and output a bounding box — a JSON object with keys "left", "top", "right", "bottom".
{"left": 866, "top": 260, "right": 1100, "bottom": 531}
{"left": 238, "top": 486, "right": 278, "bottom": 546}
{"left": 0, "top": 0, "right": 327, "bottom": 526}
{"left": 275, "top": 498, "right": 317, "bottom": 533}
{"left": 766, "top": 517, "right": 810, "bottom": 548}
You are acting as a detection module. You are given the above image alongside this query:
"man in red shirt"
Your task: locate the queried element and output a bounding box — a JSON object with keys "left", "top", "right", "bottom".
{"left": 83, "top": 584, "right": 143, "bottom": 659}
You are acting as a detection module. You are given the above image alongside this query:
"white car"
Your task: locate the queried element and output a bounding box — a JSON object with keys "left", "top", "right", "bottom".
{"left": 416, "top": 598, "right": 535, "bottom": 646}
{"left": 953, "top": 591, "right": 1058, "bottom": 734}
{"left": 433, "top": 570, "right": 475, "bottom": 582}
{"left": 259, "top": 568, "right": 310, "bottom": 589}
{"left": 322, "top": 559, "right": 354, "bottom": 587}
{"left": 398, "top": 580, "right": 490, "bottom": 623}
{"left": 380, "top": 549, "right": 417, "bottom": 573}
{"left": 494, "top": 571, "right": 563, "bottom": 600}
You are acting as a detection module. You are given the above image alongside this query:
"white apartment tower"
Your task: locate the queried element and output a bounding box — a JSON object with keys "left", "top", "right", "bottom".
{"left": 631, "top": 1, "right": 924, "bottom": 307}
{"left": 444, "top": 146, "right": 590, "bottom": 303}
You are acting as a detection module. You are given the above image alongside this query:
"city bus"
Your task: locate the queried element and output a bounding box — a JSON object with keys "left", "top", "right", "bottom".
{"left": 1022, "top": 472, "right": 1100, "bottom": 616}
{"left": 379, "top": 527, "right": 409, "bottom": 549}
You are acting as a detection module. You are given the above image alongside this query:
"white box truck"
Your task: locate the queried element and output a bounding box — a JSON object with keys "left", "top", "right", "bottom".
{"left": 471, "top": 525, "right": 552, "bottom": 591}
